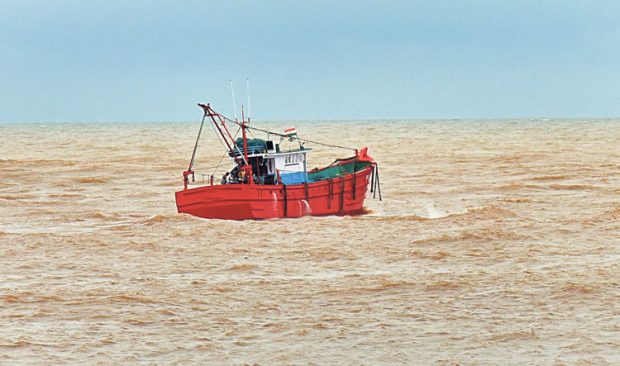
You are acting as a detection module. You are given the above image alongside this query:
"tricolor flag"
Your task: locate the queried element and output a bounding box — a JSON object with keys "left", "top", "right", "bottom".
{"left": 284, "top": 127, "right": 297, "bottom": 139}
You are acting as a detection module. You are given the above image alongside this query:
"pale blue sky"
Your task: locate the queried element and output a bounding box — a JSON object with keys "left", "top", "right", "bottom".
{"left": 1, "top": 1, "right": 619, "bottom": 122}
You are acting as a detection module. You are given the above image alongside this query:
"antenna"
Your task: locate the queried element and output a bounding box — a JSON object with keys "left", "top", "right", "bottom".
{"left": 246, "top": 79, "right": 251, "bottom": 122}
{"left": 229, "top": 80, "right": 238, "bottom": 120}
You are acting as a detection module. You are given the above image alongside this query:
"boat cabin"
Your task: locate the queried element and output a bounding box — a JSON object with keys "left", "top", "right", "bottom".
{"left": 227, "top": 138, "right": 310, "bottom": 185}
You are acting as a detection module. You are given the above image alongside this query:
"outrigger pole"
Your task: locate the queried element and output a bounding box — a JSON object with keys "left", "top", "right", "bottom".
{"left": 197, "top": 103, "right": 244, "bottom": 165}
{"left": 184, "top": 103, "right": 251, "bottom": 189}
{"left": 185, "top": 112, "right": 207, "bottom": 186}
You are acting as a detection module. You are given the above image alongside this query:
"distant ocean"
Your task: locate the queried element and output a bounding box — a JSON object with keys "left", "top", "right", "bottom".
{"left": 1, "top": 119, "right": 619, "bottom": 364}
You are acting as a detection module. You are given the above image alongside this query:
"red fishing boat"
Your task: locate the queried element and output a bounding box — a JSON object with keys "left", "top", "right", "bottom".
{"left": 175, "top": 103, "right": 381, "bottom": 220}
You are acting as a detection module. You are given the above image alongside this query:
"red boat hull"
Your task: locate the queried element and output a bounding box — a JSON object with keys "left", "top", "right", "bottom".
{"left": 175, "top": 166, "right": 373, "bottom": 220}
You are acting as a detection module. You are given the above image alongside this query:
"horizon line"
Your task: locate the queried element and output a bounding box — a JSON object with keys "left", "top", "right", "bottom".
{"left": 2, "top": 116, "right": 620, "bottom": 125}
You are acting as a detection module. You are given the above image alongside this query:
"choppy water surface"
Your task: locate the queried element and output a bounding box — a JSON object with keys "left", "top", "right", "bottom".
{"left": 1, "top": 119, "right": 619, "bottom": 365}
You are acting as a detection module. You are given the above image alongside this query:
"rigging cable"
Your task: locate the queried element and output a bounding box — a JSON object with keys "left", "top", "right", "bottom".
{"left": 207, "top": 112, "right": 248, "bottom": 166}
{"left": 220, "top": 115, "right": 358, "bottom": 152}
{"left": 209, "top": 126, "right": 241, "bottom": 179}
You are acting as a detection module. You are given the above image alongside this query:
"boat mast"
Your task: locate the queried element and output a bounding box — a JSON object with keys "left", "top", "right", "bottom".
{"left": 241, "top": 105, "right": 253, "bottom": 184}
{"left": 230, "top": 80, "right": 238, "bottom": 120}
{"left": 246, "top": 79, "right": 251, "bottom": 123}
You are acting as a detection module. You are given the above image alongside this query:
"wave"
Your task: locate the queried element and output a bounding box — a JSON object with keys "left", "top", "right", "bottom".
{"left": 409, "top": 250, "right": 450, "bottom": 260}
{"left": 47, "top": 193, "right": 85, "bottom": 198}
{"left": 462, "top": 228, "right": 523, "bottom": 240}
{"left": 156, "top": 181, "right": 182, "bottom": 187}
{"left": 452, "top": 205, "right": 517, "bottom": 220}
{"left": 0, "top": 158, "right": 77, "bottom": 167}
{"left": 76, "top": 177, "right": 109, "bottom": 184}
{"left": 557, "top": 283, "right": 595, "bottom": 296}
{"left": 212, "top": 286, "right": 234, "bottom": 293}
{"left": 598, "top": 207, "right": 620, "bottom": 220}
{"left": 0, "top": 194, "right": 38, "bottom": 201}
{"left": 139, "top": 213, "right": 195, "bottom": 225}
{"left": 0, "top": 340, "right": 36, "bottom": 348}
{"left": 0, "top": 292, "right": 64, "bottom": 304}
{"left": 421, "top": 202, "right": 450, "bottom": 218}
{"left": 549, "top": 184, "right": 600, "bottom": 191}
{"left": 425, "top": 280, "right": 461, "bottom": 291}
{"left": 141, "top": 214, "right": 167, "bottom": 224}
{"left": 372, "top": 214, "right": 430, "bottom": 222}
{"left": 500, "top": 183, "right": 543, "bottom": 190}
{"left": 488, "top": 330, "right": 539, "bottom": 342}
{"left": 84, "top": 211, "right": 125, "bottom": 221}
{"left": 412, "top": 227, "right": 524, "bottom": 245}
{"left": 2, "top": 294, "right": 22, "bottom": 303}
{"left": 318, "top": 279, "right": 415, "bottom": 295}
{"left": 360, "top": 207, "right": 375, "bottom": 215}
{"left": 501, "top": 197, "right": 532, "bottom": 203}
{"left": 371, "top": 204, "right": 517, "bottom": 223}
{"left": 227, "top": 263, "right": 258, "bottom": 272}
{"left": 378, "top": 279, "right": 415, "bottom": 289}
{"left": 529, "top": 175, "right": 570, "bottom": 181}
{"left": 108, "top": 294, "right": 157, "bottom": 304}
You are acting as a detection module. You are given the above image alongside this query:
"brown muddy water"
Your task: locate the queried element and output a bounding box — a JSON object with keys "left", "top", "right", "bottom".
{"left": 1, "top": 119, "right": 619, "bottom": 365}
